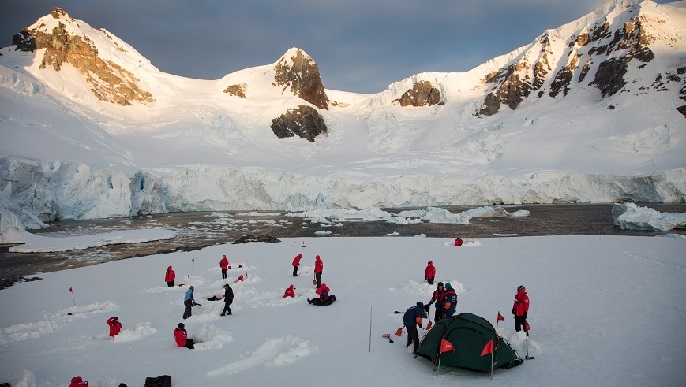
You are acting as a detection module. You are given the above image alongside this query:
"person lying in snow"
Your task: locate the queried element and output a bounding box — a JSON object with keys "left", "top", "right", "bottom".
{"left": 307, "top": 283, "right": 336, "bottom": 306}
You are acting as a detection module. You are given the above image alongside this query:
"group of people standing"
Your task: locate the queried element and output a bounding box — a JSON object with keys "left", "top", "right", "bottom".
{"left": 401, "top": 260, "right": 531, "bottom": 356}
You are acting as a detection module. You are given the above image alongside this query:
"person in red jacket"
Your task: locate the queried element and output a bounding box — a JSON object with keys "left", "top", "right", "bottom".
{"left": 107, "top": 316, "right": 122, "bottom": 337}
{"left": 283, "top": 284, "right": 295, "bottom": 298}
{"left": 174, "top": 322, "right": 194, "bottom": 349}
{"left": 219, "top": 255, "right": 229, "bottom": 279}
{"left": 292, "top": 253, "right": 302, "bottom": 276}
{"left": 165, "top": 265, "right": 175, "bottom": 287}
{"left": 424, "top": 261, "right": 436, "bottom": 285}
{"left": 308, "top": 283, "right": 336, "bottom": 306}
{"left": 69, "top": 376, "right": 88, "bottom": 387}
{"left": 314, "top": 255, "right": 324, "bottom": 288}
{"left": 512, "top": 285, "right": 530, "bottom": 334}
{"left": 426, "top": 282, "right": 445, "bottom": 323}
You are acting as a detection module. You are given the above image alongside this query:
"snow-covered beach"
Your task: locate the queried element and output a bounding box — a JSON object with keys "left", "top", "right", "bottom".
{"left": 0, "top": 205, "right": 685, "bottom": 386}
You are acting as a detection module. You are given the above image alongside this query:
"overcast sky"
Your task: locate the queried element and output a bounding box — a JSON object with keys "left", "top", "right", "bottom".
{"left": 1, "top": 0, "right": 675, "bottom": 93}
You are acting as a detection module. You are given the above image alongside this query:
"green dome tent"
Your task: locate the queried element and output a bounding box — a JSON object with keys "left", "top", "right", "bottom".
{"left": 416, "top": 313, "right": 523, "bottom": 372}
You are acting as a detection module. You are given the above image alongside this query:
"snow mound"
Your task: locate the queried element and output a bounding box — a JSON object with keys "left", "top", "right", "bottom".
{"left": 207, "top": 336, "right": 312, "bottom": 376}
{"left": 612, "top": 203, "right": 686, "bottom": 231}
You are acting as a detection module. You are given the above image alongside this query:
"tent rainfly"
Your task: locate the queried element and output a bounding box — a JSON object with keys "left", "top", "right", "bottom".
{"left": 416, "top": 313, "right": 523, "bottom": 372}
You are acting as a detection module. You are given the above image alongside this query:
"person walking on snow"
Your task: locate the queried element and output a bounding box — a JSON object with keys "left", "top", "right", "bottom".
{"left": 174, "top": 322, "right": 194, "bottom": 349}
{"left": 183, "top": 286, "right": 200, "bottom": 319}
{"left": 219, "top": 255, "right": 230, "bottom": 280}
{"left": 314, "top": 255, "right": 324, "bottom": 288}
{"left": 165, "top": 265, "right": 175, "bottom": 287}
{"left": 220, "top": 283, "right": 234, "bottom": 316}
{"left": 512, "top": 285, "right": 530, "bottom": 334}
{"left": 106, "top": 316, "right": 122, "bottom": 337}
{"left": 283, "top": 284, "right": 295, "bottom": 298}
{"left": 425, "top": 261, "right": 436, "bottom": 285}
{"left": 441, "top": 282, "right": 458, "bottom": 318}
{"left": 426, "top": 282, "right": 445, "bottom": 323}
{"left": 403, "top": 302, "right": 426, "bottom": 356}
{"left": 292, "top": 253, "right": 302, "bottom": 276}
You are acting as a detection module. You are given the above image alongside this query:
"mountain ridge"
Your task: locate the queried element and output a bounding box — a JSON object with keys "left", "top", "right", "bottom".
{"left": 0, "top": 0, "right": 684, "bottom": 228}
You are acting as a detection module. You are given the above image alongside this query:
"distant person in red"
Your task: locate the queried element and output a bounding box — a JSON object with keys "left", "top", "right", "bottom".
{"left": 292, "top": 253, "right": 302, "bottom": 276}
{"left": 512, "top": 285, "right": 530, "bottom": 334}
{"left": 69, "top": 376, "right": 88, "bottom": 387}
{"left": 454, "top": 238, "right": 464, "bottom": 246}
{"left": 283, "top": 284, "right": 295, "bottom": 298}
{"left": 174, "top": 322, "right": 194, "bottom": 349}
{"left": 165, "top": 265, "right": 175, "bottom": 287}
{"left": 314, "top": 255, "right": 324, "bottom": 288}
{"left": 107, "top": 316, "right": 122, "bottom": 337}
{"left": 425, "top": 261, "right": 436, "bottom": 285}
{"left": 219, "top": 255, "right": 229, "bottom": 279}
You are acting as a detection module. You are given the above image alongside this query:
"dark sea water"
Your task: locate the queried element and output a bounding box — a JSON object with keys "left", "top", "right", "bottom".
{"left": 1, "top": 203, "right": 684, "bottom": 286}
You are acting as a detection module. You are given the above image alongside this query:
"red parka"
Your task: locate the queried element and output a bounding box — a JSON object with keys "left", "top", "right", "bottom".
{"left": 314, "top": 255, "right": 323, "bottom": 273}
{"left": 292, "top": 253, "right": 302, "bottom": 267}
{"left": 425, "top": 261, "right": 436, "bottom": 280}
{"left": 69, "top": 376, "right": 88, "bottom": 387}
{"left": 512, "top": 288, "right": 530, "bottom": 317}
{"left": 174, "top": 327, "right": 188, "bottom": 347}
{"left": 165, "top": 266, "right": 175, "bottom": 282}
{"left": 107, "top": 317, "right": 122, "bottom": 337}
{"left": 219, "top": 255, "right": 229, "bottom": 270}
{"left": 283, "top": 284, "right": 295, "bottom": 298}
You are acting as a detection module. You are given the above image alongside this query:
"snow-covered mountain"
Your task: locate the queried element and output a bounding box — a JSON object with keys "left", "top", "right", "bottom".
{"left": 0, "top": 0, "right": 685, "bottom": 232}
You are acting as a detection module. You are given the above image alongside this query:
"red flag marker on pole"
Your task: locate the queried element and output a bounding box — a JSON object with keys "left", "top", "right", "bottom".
{"left": 497, "top": 311, "right": 504, "bottom": 328}
{"left": 191, "top": 257, "right": 195, "bottom": 271}
{"left": 481, "top": 338, "right": 495, "bottom": 380}
{"left": 68, "top": 287, "right": 75, "bottom": 306}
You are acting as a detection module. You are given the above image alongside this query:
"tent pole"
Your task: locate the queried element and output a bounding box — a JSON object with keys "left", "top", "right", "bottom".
{"left": 490, "top": 351, "right": 494, "bottom": 380}
{"left": 368, "top": 306, "right": 372, "bottom": 352}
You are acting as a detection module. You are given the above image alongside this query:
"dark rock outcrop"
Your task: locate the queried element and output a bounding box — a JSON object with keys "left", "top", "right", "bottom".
{"left": 271, "top": 105, "right": 327, "bottom": 142}
{"left": 232, "top": 234, "right": 281, "bottom": 244}
{"left": 395, "top": 80, "right": 443, "bottom": 107}
{"left": 223, "top": 83, "right": 246, "bottom": 98}
{"left": 592, "top": 57, "right": 629, "bottom": 97}
{"left": 273, "top": 49, "right": 329, "bottom": 109}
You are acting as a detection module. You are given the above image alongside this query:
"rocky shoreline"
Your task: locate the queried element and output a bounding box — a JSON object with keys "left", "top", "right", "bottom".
{"left": 1, "top": 203, "right": 684, "bottom": 290}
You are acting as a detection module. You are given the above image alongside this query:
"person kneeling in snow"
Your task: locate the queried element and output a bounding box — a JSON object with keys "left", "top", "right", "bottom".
{"left": 174, "top": 322, "right": 194, "bottom": 349}
{"left": 69, "top": 376, "right": 89, "bottom": 387}
{"left": 283, "top": 284, "right": 295, "bottom": 298}
{"left": 107, "top": 316, "right": 122, "bottom": 337}
{"left": 308, "top": 283, "right": 336, "bottom": 306}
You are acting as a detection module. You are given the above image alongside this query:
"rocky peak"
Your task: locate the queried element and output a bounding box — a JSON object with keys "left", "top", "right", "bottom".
{"left": 273, "top": 48, "right": 329, "bottom": 110}
{"left": 11, "top": 7, "right": 154, "bottom": 106}
{"left": 477, "top": 0, "right": 677, "bottom": 117}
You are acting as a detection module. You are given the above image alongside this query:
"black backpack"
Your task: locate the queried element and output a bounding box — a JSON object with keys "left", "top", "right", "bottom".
{"left": 144, "top": 375, "right": 171, "bottom": 387}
